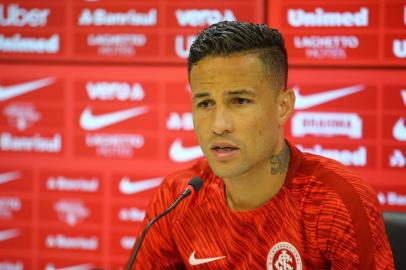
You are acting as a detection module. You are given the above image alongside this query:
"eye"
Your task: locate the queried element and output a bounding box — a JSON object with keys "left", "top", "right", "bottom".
{"left": 196, "top": 100, "right": 212, "bottom": 109}
{"left": 232, "top": 98, "right": 250, "bottom": 105}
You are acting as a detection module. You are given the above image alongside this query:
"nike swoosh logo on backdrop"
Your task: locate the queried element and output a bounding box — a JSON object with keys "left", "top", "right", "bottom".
{"left": 0, "top": 77, "right": 55, "bottom": 101}
{"left": 0, "top": 228, "right": 20, "bottom": 241}
{"left": 44, "top": 263, "right": 94, "bottom": 270}
{"left": 119, "top": 177, "right": 163, "bottom": 195}
{"left": 189, "top": 251, "right": 225, "bottom": 266}
{"left": 169, "top": 139, "right": 203, "bottom": 162}
{"left": 80, "top": 106, "right": 148, "bottom": 131}
{"left": 393, "top": 117, "right": 406, "bottom": 141}
{"left": 0, "top": 171, "right": 21, "bottom": 185}
{"left": 294, "top": 84, "right": 364, "bottom": 109}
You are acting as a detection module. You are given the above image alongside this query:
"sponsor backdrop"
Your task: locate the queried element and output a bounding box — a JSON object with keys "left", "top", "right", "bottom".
{"left": 0, "top": 0, "right": 405, "bottom": 269}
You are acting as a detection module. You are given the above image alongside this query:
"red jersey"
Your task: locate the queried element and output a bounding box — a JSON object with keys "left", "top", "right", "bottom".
{"left": 128, "top": 142, "right": 394, "bottom": 269}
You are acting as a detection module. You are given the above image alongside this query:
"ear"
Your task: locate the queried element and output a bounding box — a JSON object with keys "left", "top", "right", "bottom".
{"left": 277, "top": 88, "right": 295, "bottom": 126}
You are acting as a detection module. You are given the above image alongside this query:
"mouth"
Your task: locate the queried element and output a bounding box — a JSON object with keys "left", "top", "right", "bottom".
{"left": 211, "top": 142, "right": 239, "bottom": 150}
{"left": 211, "top": 146, "right": 239, "bottom": 152}
{"left": 210, "top": 143, "right": 239, "bottom": 159}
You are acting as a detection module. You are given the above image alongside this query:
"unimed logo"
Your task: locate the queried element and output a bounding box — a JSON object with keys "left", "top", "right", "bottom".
{"left": 0, "top": 33, "right": 59, "bottom": 54}
{"left": 287, "top": 7, "right": 369, "bottom": 27}
{"left": 296, "top": 144, "right": 367, "bottom": 167}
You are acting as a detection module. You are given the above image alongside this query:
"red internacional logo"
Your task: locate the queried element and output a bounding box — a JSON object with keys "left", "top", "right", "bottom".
{"left": 267, "top": 242, "right": 302, "bottom": 270}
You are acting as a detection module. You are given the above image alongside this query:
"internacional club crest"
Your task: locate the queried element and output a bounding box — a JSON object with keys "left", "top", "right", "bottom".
{"left": 267, "top": 242, "right": 302, "bottom": 270}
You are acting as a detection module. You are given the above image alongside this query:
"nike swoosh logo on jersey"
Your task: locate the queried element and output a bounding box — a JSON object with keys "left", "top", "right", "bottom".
{"left": 45, "top": 263, "right": 94, "bottom": 270}
{"left": 393, "top": 117, "right": 406, "bottom": 141}
{"left": 169, "top": 139, "right": 203, "bottom": 162}
{"left": 0, "top": 228, "right": 20, "bottom": 241}
{"left": 0, "top": 171, "right": 21, "bottom": 185}
{"left": 119, "top": 177, "right": 163, "bottom": 194}
{"left": 401, "top": 89, "right": 406, "bottom": 105}
{"left": 0, "top": 77, "right": 55, "bottom": 101}
{"left": 189, "top": 251, "right": 225, "bottom": 266}
{"left": 294, "top": 84, "right": 364, "bottom": 110}
{"left": 80, "top": 106, "right": 148, "bottom": 131}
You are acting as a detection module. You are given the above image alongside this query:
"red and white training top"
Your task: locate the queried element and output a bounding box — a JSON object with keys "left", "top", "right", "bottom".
{"left": 127, "top": 142, "right": 394, "bottom": 269}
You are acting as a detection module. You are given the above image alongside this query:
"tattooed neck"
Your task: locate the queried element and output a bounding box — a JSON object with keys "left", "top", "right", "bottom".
{"left": 270, "top": 143, "right": 291, "bottom": 175}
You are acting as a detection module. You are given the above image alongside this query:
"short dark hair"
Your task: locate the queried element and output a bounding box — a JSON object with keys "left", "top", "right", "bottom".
{"left": 188, "top": 21, "right": 288, "bottom": 91}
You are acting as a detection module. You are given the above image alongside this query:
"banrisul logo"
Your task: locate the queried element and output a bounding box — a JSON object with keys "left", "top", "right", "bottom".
{"left": 288, "top": 7, "right": 369, "bottom": 27}
{"left": 78, "top": 8, "right": 157, "bottom": 26}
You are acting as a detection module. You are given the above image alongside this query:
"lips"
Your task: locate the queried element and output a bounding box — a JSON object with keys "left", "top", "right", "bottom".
{"left": 211, "top": 142, "right": 238, "bottom": 151}
{"left": 210, "top": 142, "right": 239, "bottom": 160}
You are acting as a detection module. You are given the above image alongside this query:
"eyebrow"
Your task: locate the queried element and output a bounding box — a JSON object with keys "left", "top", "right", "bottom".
{"left": 193, "top": 89, "right": 256, "bottom": 100}
{"left": 193, "top": 92, "right": 210, "bottom": 99}
{"left": 227, "top": 89, "right": 256, "bottom": 97}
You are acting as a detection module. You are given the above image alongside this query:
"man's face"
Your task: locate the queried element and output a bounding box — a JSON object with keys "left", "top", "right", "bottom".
{"left": 190, "top": 53, "right": 292, "bottom": 179}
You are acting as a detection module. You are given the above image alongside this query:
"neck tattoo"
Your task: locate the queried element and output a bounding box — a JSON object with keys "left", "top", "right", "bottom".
{"left": 270, "top": 144, "right": 291, "bottom": 175}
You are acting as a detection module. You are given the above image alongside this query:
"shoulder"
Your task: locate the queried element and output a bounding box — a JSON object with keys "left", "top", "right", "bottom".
{"left": 286, "top": 141, "right": 377, "bottom": 211}
{"left": 288, "top": 148, "right": 381, "bottom": 236}
{"left": 291, "top": 152, "right": 382, "bottom": 232}
{"left": 292, "top": 151, "right": 378, "bottom": 209}
{"left": 290, "top": 151, "right": 388, "bottom": 267}
{"left": 289, "top": 151, "right": 381, "bottom": 227}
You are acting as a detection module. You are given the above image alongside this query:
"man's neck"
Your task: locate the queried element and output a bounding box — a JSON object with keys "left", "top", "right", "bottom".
{"left": 224, "top": 142, "right": 291, "bottom": 211}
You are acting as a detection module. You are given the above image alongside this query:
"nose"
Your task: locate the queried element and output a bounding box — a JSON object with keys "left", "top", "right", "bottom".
{"left": 212, "top": 107, "right": 234, "bottom": 135}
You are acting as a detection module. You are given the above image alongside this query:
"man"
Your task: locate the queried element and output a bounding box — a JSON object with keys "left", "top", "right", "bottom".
{"left": 128, "top": 21, "right": 394, "bottom": 269}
